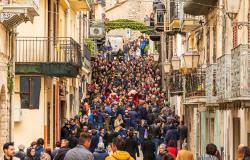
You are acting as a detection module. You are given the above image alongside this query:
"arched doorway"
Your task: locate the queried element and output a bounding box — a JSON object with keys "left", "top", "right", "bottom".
{"left": 0, "top": 84, "right": 8, "bottom": 153}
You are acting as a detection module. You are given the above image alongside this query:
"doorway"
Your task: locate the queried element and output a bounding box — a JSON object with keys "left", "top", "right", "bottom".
{"left": 233, "top": 117, "right": 240, "bottom": 159}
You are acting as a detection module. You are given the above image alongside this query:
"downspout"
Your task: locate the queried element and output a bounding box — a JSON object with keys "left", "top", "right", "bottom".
{"left": 8, "top": 28, "right": 16, "bottom": 142}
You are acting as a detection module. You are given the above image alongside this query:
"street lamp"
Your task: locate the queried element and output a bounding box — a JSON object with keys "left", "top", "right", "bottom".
{"left": 225, "top": 0, "right": 241, "bottom": 21}
{"left": 153, "top": 52, "right": 160, "bottom": 62}
{"left": 225, "top": 0, "right": 249, "bottom": 29}
{"left": 171, "top": 55, "right": 181, "bottom": 71}
{"left": 163, "top": 60, "right": 171, "bottom": 74}
{"left": 182, "top": 51, "right": 200, "bottom": 69}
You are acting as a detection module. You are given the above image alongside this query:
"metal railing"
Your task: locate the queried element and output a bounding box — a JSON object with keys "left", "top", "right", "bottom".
{"left": 169, "top": 72, "right": 183, "bottom": 95}
{"left": 155, "top": 9, "right": 166, "bottom": 27}
{"left": 16, "top": 37, "right": 81, "bottom": 66}
{"left": 185, "top": 69, "right": 206, "bottom": 97}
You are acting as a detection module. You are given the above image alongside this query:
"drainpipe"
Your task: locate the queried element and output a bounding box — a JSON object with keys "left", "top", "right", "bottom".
{"left": 196, "top": 107, "right": 200, "bottom": 158}
{"left": 8, "top": 28, "right": 16, "bottom": 142}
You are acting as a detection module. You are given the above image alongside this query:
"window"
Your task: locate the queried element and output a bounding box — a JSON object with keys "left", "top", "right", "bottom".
{"left": 206, "top": 31, "right": 210, "bottom": 64}
{"left": 20, "top": 76, "right": 41, "bottom": 109}
{"left": 213, "top": 26, "right": 217, "bottom": 63}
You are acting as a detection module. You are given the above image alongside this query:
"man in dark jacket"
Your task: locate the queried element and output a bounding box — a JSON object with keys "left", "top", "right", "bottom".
{"left": 54, "top": 139, "right": 70, "bottom": 160}
{"left": 125, "top": 130, "right": 139, "bottom": 160}
{"left": 90, "top": 130, "right": 99, "bottom": 153}
{"left": 178, "top": 121, "right": 188, "bottom": 149}
{"left": 60, "top": 122, "right": 71, "bottom": 140}
{"left": 165, "top": 124, "right": 179, "bottom": 147}
{"left": 142, "top": 135, "right": 156, "bottom": 160}
{"left": 14, "top": 145, "right": 26, "bottom": 160}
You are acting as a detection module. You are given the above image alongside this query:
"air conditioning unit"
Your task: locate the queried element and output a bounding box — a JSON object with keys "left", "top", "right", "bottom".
{"left": 13, "top": 107, "right": 22, "bottom": 122}
{"left": 89, "top": 27, "right": 105, "bottom": 38}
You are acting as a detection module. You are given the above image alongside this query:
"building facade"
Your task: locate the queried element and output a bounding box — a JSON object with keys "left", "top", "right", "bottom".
{"left": 153, "top": 0, "right": 250, "bottom": 159}
{"left": 0, "top": 0, "right": 39, "bottom": 155}
{"left": 12, "top": 0, "right": 92, "bottom": 148}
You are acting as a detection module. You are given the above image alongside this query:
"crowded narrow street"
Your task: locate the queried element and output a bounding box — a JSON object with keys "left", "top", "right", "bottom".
{"left": 1, "top": 0, "right": 250, "bottom": 160}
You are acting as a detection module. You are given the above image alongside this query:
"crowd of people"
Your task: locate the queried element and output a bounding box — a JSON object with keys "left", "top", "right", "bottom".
{"left": 2, "top": 36, "right": 250, "bottom": 160}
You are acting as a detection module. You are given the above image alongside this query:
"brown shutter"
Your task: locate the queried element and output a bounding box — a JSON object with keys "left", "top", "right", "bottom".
{"left": 248, "top": 12, "right": 250, "bottom": 48}
{"left": 233, "top": 23, "right": 238, "bottom": 48}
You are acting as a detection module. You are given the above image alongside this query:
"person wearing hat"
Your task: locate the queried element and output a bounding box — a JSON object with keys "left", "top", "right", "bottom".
{"left": 14, "top": 145, "right": 26, "bottom": 160}
{"left": 60, "top": 121, "right": 71, "bottom": 140}
{"left": 93, "top": 143, "right": 109, "bottom": 160}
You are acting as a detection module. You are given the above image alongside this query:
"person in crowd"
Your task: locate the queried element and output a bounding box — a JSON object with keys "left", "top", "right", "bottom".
{"left": 125, "top": 129, "right": 139, "bottom": 160}
{"left": 142, "top": 134, "right": 156, "bottom": 160}
{"left": 114, "top": 114, "right": 123, "bottom": 133}
{"left": 53, "top": 138, "right": 70, "bottom": 160}
{"left": 90, "top": 130, "right": 100, "bottom": 153}
{"left": 1, "top": 142, "right": 19, "bottom": 160}
{"left": 242, "top": 146, "right": 250, "bottom": 160}
{"left": 64, "top": 133, "right": 93, "bottom": 160}
{"left": 51, "top": 141, "right": 61, "bottom": 158}
{"left": 34, "top": 138, "right": 44, "bottom": 160}
{"left": 14, "top": 145, "right": 26, "bottom": 160}
{"left": 167, "top": 140, "right": 177, "bottom": 158}
{"left": 25, "top": 147, "right": 36, "bottom": 160}
{"left": 40, "top": 152, "right": 51, "bottom": 160}
{"left": 68, "top": 129, "right": 79, "bottom": 149}
{"left": 199, "top": 143, "right": 220, "bottom": 160}
{"left": 93, "top": 142, "right": 109, "bottom": 160}
{"left": 105, "top": 137, "right": 134, "bottom": 160}
{"left": 157, "top": 144, "right": 174, "bottom": 160}
{"left": 237, "top": 144, "right": 245, "bottom": 160}
{"left": 176, "top": 143, "right": 193, "bottom": 160}
{"left": 178, "top": 121, "right": 187, "bottom": 149}
{"left": 60, "top": 121, "right": 71, "bottom": 140}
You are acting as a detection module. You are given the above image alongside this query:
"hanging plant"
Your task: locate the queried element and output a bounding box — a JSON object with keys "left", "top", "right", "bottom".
{"left": 105, "top": 19, "right": 150, "bottom": 34}
{"left": 7, "top": 63, "right": 14, "bottom": 94}
{"left": 85, "top": 38, "right": 95, "bottom": 55}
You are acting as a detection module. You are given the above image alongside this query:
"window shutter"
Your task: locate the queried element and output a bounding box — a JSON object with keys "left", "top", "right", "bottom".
{"left": 233, "top": 23, "right": 238, "bottom": 48}
{"left": 31, "top": 76, "right": 41, "bottom": 109}
{"left": 248, "top": 12, "right": 250, "bottom": 48}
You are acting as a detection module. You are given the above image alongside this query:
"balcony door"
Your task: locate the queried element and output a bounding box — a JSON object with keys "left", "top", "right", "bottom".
{"left": 233, "top": 117, "right": 240, "bottom": 159}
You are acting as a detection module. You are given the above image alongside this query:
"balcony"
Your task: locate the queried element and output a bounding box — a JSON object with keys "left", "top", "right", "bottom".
{"left": 205, "top": 64, "right": 218, "bottom": 104}
{"left": 184, "top": 0, "right": 218, "bottom": 16}
{"left": 169, "top": 72, "right": 183, "bottom": 96}
{"left": 185, "top": 69, "right": 205, "bottom": 97}
{"left": 216, "top": 54, "right": 231, "bottom": 103}
{"left": 69, "top": 0, "right": 92, "bottom": 11}
{"left": 154, "top": 9, "right": 165, "bottom": 32}
{"left": 0, "top": 0, "right": 39, "bottom": 29}
{"left": 15, "top": 37, "right": 81, "bottom": 77}
{"left": 231, "top": 44, "right": 250, "bottom": 100}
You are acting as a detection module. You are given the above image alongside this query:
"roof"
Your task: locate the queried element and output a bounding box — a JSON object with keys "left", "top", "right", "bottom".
{"left": 105, "top": 0, "right": 128, "bottom": 12}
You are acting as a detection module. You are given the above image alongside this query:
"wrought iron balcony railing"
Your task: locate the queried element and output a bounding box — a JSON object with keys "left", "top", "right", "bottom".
{"left": 169, "top": 72, "right": 183, "bottom": 95}
{"left": 216, "top": 54, "right": 231, "bottom": 102}
{"left": 231, "top": 44, "right": 250, "bottom": 99}
{"left": 16, "top": 37, "right": 81, "bottom": 66}
{"left": 185, "top": 69, "right": 206, "bottom": 97}
{"left": 205, "top": 64, "right": 217, "bottom": 104}
{"left": 154, "top": 9, "right": 166, "bottom": 28}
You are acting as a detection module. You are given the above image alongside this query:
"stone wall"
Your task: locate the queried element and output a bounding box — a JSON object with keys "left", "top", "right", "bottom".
{"left": 0, "top": 53, "right": 9, "bottom": 156}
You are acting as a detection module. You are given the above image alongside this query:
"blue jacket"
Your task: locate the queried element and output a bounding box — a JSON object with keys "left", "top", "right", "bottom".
{"left": 96, "top": 112, "right": 104, "bottom": 123}
{"left": 34, "top": 145, "right": 44, "bottom": 160}
{"left": 93, "top": 149, "right": 109, "bottom": 160}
